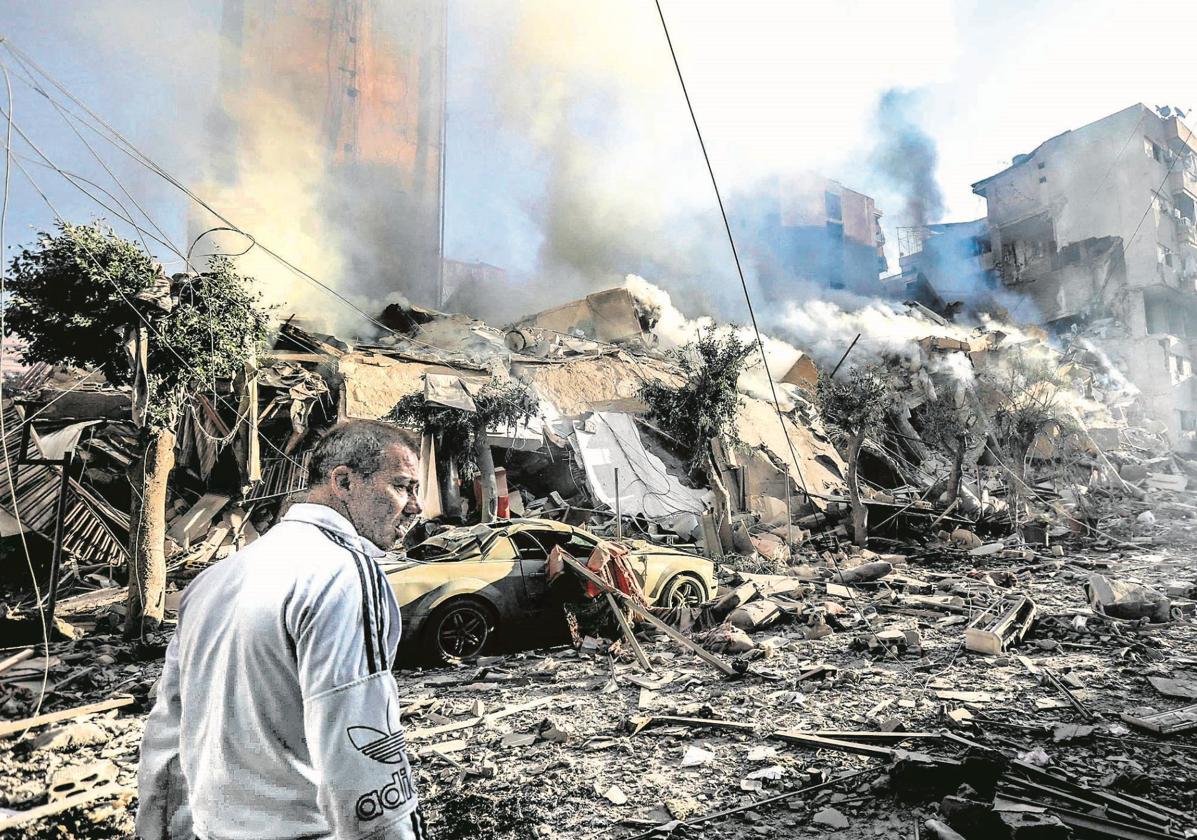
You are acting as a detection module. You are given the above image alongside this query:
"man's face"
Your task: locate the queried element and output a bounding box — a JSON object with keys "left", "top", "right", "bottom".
{"left": 344, "top": 444, "right": 423, "bottom": 550}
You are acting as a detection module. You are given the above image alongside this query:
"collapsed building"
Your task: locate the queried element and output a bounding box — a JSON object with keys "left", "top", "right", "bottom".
{"left": 4, "top": 277, "right": 1197, "bottom": 839}
{"left": 737, "top": 173, "right": 889, "bottom": 298}
{"left": 959, "top": 104, "right": 1197, "bottom": 450}
{"left": 0, "top": 275, "right": 1172, "bottom": 614}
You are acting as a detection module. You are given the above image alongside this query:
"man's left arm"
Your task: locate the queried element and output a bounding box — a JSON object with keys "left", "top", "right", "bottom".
{"left": 293, "top": 563, "right": 419, "bottom": 839}
{"left": 135, "top": 633, "right": 192, "bottom": 840}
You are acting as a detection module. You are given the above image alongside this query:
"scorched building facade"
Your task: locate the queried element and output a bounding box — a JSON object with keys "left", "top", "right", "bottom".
{"left": 210, "top": 0, "right": 447, "bottom": 305}
{"left": 972, "top": 103, "right": 1197, "bottom": 448}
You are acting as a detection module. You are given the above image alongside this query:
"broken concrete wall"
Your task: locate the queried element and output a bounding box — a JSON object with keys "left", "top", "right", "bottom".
{"left": 513, "top": 355, "right": 681, "bottom": 417}
{"left": 337, "top": 352, "right": 491, "bottom": 420}
{"left": 734, "top": 397, "right": 846, "bottom": 513}
{"left": 513, "top": 288, "right": 651, "bottom": 346}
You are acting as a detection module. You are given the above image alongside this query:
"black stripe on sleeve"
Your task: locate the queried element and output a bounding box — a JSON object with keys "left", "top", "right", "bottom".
{"left": 372, "top": 563, "right": 388, "bottom": 669}
{"left": 349, "top": 550, "right": 379, "bottom": 674}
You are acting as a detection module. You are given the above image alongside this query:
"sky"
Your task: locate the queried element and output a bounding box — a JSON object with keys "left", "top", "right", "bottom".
{"left": 3, "top": 0, "right": 1197, "bottom": 326}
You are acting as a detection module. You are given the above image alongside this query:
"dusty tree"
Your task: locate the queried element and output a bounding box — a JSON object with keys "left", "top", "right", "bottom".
{"left": 639, "top": 326, "right": 752, "bottom": 479}
{"left": 911, "top": 391, "right": 984, "bottom": 506}
{"left": 979, "top": 348, "right": 1069, "bottom": 522}
{"left": 4, "top": 222, "right": 270, "bottom": 637}
{"left": 817, "top": 365, "right": 890, "bottom": 546}
{"left": 388, "top": 378, "right": 538, "bottom": 522}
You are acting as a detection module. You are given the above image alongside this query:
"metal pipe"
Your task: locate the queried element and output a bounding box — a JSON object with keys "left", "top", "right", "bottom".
{"left": 43, "top": 450, "right": 73, "bottom": 629}
{"left": 614, "top": 467, "right": 622, "bottom": 540}
{"left": 829, "top": 333, "right": 862, "bottom": 378}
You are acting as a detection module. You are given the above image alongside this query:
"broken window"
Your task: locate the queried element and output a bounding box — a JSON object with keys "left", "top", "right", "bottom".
{"left": 1058, "top": 242, "right": 1082, "bottom": 265}
{"left": 510, "top": 528, "right": 595, "bottom": 561}
{"left": 1159, "top": 244, "right": 1175, "bottom": 267}
{"left": 1146, "top": 138, "right": 1165, "bottom": 162}
{"left": 1176, "top": 193, "right": 1196, "bottom": 223}
{"left": 1144, "top": 297, "right": 1180, "bottom": 334}
{"left": 1181, "top": 410, "right": 1197, "bottom": 431}
{"left": 824, "top": 190, "right": 842, "bottom": 221}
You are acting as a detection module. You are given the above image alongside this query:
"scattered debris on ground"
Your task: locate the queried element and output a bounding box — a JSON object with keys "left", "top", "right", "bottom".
{"left": 3, "top": 286, "right": 1197, "bottom": 837}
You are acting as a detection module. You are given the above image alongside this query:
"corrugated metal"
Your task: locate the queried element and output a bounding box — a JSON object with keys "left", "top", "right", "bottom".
{"left": 0, "top": 403, "right": 129, "bottom": 567}
{"left": 244, "top": 451, "right": 311, "bottom": 502}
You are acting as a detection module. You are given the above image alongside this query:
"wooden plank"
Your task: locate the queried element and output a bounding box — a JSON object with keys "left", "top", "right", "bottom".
{"left": 0, "top": 695, "right": 134, "bottom": 739}
{"left": 166, "top": 493, "right": 230, "bottom": 547}
{"left": 408, "top": 694, "right": 559, "bottom": 741}
{"left": 0, "top": 648, "right": 34, "bottom": 676}
{"left": 631, "top": 715, "right": 756, "bottom": 735}
{"left": 559, "top": 554, "right": 735, "bottom": 677}
{"left": 0, "top": 785, "right": 134, "bottom": 832}
{"left": 810, "top": 730, "right": 942, "bottom": 742}
{"left": 55, "top": 586, "right": 127, "bottom": 617}
{"left": 770, "top": 730, "right": 900, "bottom": 759}
{"left": 605, "top": 592, "right": 653, "bottom": 673}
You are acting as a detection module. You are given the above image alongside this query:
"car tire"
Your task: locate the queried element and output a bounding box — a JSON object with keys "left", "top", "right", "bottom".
{"left": 424, "top": 598, "right": 495, "bottom": 666}
{"left": 658, "top": 573, "right": 707, "bottom": 609}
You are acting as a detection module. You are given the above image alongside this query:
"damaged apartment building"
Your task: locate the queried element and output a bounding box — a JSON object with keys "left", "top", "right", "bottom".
{"left": 736, "top": 173, "right": 889, "bottom": 298}
{"left": 964, "top": 103, "right": 1197, "bottom": 448}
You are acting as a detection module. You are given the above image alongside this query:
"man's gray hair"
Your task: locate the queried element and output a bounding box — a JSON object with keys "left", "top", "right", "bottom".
{"left": 306, "top": 421, "right": 419, "bottom": 487}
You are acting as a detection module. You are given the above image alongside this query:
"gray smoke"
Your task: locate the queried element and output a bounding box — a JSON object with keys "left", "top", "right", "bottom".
{"left": 870, "top": 89, "right": 945, "bottom": 228}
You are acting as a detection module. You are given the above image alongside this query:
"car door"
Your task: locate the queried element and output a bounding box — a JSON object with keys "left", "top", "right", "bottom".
{"left": 508, "top": 529, "right": 553, "bottom": 609}
{"left": 513, "top": 528, "right": 599, "bottom": 607}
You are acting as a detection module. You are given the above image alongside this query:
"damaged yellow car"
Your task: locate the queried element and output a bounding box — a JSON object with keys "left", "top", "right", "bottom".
{"left": 384, "top": 518, "right": 714, "bottom": 665}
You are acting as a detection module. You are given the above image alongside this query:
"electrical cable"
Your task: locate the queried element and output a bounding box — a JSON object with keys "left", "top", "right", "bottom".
{"left": 14, "top": 55, "right": 162, "bottom": 263}
{"left": 1125, "top": 148, "right": 1186, "bottom": 254}
{"left": 0, "top": 41, "right": 533, "bottom": 418}
{"left": 651, "top": 1, "right": 812, "bottom": 502}
{"left": 652, "top": 3, "right": 912, "bottom": 674}
{"left": 0, "top": 52, "right": 51, "bottom": 742}
{"left": 0, "top": 106, "right": 313, "bottom": 492}
{"left": 655, "top": 3, "right": 914, "bottom": 679}
{"left": 0, "top": 82, "right": 348, "bottom": 470}
{"left": 1087, "top": 108, "right": 1149, "bottom": 203}
{"left": 0, "top": 145, "right": 186, "bottom": 257}
{"left": 186, "top": 226, "right": 257, "bottom": 262}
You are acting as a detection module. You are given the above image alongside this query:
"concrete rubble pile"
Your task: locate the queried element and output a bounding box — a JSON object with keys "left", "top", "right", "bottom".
{"left": 2, "top": 289, "right": 1197, "bottom": 838}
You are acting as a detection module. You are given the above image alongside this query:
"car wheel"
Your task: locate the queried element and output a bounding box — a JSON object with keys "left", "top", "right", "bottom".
{"left": 425, "top": 599, "right": 495, "bottom": 665}
{"left": 659, "top": 574, "right": 707, "bottom": 609}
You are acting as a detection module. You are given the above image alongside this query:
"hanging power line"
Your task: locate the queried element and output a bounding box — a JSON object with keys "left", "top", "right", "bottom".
{"left": 0, "top": 52, "right": 51, "bottom": 743}
{"left": 652, "top": 3, "right": 921, "bottom": 673}
{"left": 0, "top": 40, "right": 529, "bottom": 412}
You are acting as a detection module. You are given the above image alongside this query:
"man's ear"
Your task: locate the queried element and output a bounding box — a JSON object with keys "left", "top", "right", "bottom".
{"left": 329, "top": 465, "right": 354, "bottom": 501}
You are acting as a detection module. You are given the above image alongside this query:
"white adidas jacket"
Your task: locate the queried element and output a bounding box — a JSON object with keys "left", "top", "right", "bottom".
{"left": 137, "top": 503, "right": 422, "bottom": 840}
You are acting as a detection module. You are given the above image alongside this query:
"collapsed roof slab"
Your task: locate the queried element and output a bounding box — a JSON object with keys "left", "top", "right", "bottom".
{"left": 735, "top": 397, "right": 847, "bottom": 510}
{"left": 512, "top": 288, "right": 653, "bottom": 347}
{"left": 513, "top": 355, "right": 681, "bottom": 417}
{"left": 337, "top": 352, "right": 492, "bottom": 420}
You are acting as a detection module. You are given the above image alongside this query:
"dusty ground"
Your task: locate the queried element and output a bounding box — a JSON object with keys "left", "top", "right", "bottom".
{"left": 2, "top": 521, "right": 1196, "bottom": 839}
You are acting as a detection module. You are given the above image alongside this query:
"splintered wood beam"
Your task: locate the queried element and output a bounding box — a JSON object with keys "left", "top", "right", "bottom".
{"left": 0, "top": 648, "right": 34, "bottom": 675}
{"left": 0, "top": 696, "right": 135, "bottom": 739}
{"left": 559, "top": 554, "right": 735, "bottom": 677}
{"left": 0, "top": 785, "right": 134, "bottom": 832}
{"left": 605, "top": 592, "right": 653, "bottom": 673}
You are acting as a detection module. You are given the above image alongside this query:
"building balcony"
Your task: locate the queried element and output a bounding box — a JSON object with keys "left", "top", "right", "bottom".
{"left": 1168, "top": 165, "right": 1197, "bottom": 202}
{"left": 1177, "top": 220, "right": 1197, "bottom": 247}
{"left": 1165, "top": 115, "right": 1197, "bottom": 156}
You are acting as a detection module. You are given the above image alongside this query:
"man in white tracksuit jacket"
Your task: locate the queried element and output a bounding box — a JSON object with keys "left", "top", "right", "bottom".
{"left": 137, "top": 420, "right": 427, "bottom": 839}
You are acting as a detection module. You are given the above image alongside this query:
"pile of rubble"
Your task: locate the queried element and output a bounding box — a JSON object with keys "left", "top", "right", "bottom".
{"left": 2, "top": 281, "right": 1196, "bottom": 837}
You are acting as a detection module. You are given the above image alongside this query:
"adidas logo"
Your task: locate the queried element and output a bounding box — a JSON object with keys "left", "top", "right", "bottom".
{"left": 356, "top": 769, "right": 416, "bottom": 822}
